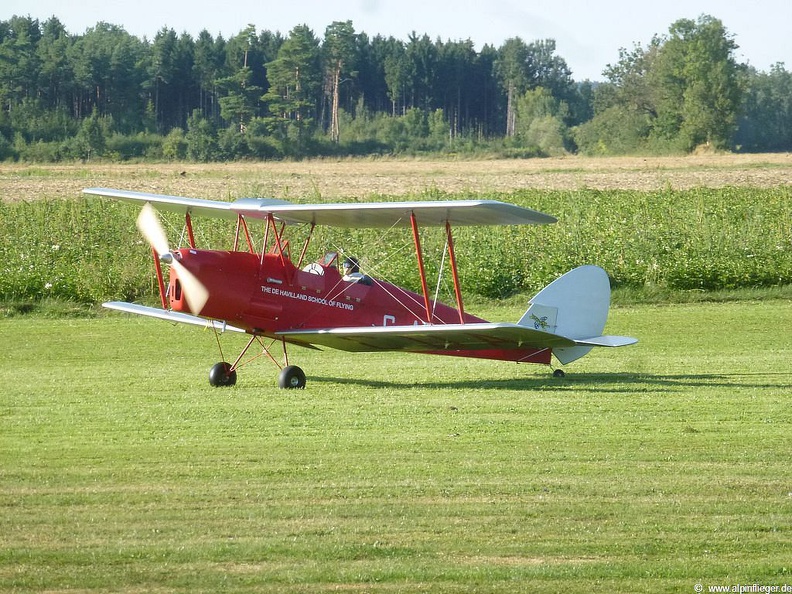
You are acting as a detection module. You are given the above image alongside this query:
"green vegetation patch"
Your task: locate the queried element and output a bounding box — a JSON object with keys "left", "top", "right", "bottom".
{"left": 1, "top": 186, "right": 790, "bottom": 304}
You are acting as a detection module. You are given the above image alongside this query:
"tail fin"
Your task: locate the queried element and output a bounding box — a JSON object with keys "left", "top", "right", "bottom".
{"left": 518, "top": 265, "right": 636, "bottom": 364}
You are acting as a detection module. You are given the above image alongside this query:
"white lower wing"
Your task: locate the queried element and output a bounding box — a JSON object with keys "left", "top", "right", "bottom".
{"left": 277, "top": 323, "right": 578, "bottom": 353}
{"left": 103, "top": 302, "right": 247, "bottom": 333}
{"left": 278, "top": 323, "right": 637, "bottom": 354}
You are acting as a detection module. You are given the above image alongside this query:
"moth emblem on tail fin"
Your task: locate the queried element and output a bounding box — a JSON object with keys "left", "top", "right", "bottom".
{"left": 530, "top": 314, "right": 549, "bottom": 330}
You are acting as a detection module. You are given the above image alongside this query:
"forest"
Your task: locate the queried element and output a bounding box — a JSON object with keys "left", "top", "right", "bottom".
{"left": 1, "top": 13, "right": 791, "bottom": 161}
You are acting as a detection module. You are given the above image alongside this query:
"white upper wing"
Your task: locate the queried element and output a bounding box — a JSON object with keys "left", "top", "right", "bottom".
{"left": 83, "top": 187, "right": 556, "bottom": 228}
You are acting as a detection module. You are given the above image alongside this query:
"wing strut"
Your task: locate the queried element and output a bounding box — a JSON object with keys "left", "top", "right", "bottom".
{"left": 185, "top": 212, "right": 196, "bottom": 248}
{"left": 445, "top": 221, "right": 465, "bottom": 323}
{"left": 410, "top": 211, "right": 433, "bottom": 323}
{"left": 268, "top": 214, "right": 288, "bottom": 267}
{"left": 151, "top": 246, "right": 168, "bottom": 309}
{"left": 296, "top": 222, "right": 316, "bottom": 269}
{"left": 233, "top": 213, "right": 255, "bottom": 252}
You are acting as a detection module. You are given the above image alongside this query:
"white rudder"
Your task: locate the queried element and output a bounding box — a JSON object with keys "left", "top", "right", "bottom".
{"left": 518, "top": 265, "right": 636, "bottom": 365}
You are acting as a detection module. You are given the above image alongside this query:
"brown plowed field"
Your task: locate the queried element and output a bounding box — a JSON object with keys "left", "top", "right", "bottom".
{"left": 2, "top": 153, "right": 791, "bottom": 202}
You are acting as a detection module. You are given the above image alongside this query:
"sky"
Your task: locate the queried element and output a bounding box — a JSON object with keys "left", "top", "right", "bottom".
{"left": 5, "top": 0, "right": 791, "bottom": 81}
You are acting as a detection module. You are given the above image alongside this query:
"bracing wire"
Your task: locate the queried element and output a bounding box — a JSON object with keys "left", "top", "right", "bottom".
{"left": 432, "top": 238, "right": 448, "bottom": 318}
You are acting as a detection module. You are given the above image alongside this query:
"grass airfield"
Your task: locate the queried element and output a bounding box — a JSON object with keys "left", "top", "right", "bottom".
{"left": 2, "top": 299, "right": 791, "bottom": 592}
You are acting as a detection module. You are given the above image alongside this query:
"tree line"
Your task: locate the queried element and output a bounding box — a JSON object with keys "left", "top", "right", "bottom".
{"left": 1, "top": 13, "right": 791, "bottom": 161}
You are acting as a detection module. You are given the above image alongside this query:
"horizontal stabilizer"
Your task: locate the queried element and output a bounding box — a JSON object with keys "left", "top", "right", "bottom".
{"left": 103, "top": 302, "right": 247, "bottom": 333}
{"left": 553, "top": 335, "right": 638, "bottom": 365}
{"left": 573, "top": 335, "right": 639, "bottom": 348}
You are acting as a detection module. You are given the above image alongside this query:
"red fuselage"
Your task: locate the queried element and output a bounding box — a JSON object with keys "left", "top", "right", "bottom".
{"left": 168, "top": 249, "right": 551, "bottom": 364}
{"left": 169, "top": 248, "right": 482, "bottom": 331}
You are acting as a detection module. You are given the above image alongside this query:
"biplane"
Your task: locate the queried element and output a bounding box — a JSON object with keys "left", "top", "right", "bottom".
{"left": 84, "top": 188, "right": 636, "bottom": 389}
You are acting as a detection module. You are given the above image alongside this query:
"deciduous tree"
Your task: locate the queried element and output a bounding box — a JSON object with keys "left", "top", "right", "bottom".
{"left": 652, "top": 15, "right": 743, "bottom": 150}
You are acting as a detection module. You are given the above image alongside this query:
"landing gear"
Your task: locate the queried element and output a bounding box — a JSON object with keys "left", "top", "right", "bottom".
{"left": 209, "top": 361, "right": 237, "bottom": 387}
{"left": 207, "top": 329, "right": 307, "bottom": 389}
{"left": 278, "top": 365, "right": 306, "bottom": 389}
{"left": 552, "top": 368, "right": 566, "bottom": 378}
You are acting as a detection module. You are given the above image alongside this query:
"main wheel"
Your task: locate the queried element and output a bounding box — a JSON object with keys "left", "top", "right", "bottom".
{"left": 278, "top": 365, "right": 306, "bottom": 389}
{"left": 209, "top": 362, "right": 237, "bottom": 387}
{"left": 552, "top": 368, "right": 566, "bottom": 378}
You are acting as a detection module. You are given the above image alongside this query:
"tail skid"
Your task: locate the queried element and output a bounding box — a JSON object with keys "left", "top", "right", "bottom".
{"left": 518, "top": 266, "right": 637, "bottom": 365}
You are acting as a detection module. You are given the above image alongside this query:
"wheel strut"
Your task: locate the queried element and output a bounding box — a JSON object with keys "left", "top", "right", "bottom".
{"left": 207, "top": 330, "right": 307, "bottom": 389}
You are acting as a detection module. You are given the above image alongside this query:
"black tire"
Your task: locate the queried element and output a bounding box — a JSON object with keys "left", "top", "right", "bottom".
{"left": 552, "top": 368, "right": 566, "bottom": 378}
{"left": 278, "top": 365, "right": 306, "bottom": 389}
{"left": 209, "top": 362, "right": 237, "bottom": 387}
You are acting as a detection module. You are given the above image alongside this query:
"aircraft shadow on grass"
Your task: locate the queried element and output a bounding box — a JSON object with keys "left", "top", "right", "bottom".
{"left": 312, "top": 372, "right": 792, "bottom": 394}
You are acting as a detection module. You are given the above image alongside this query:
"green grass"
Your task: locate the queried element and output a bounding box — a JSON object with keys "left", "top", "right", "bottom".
{"left": 1, "top": 300, "right": 791, "bottom": 592}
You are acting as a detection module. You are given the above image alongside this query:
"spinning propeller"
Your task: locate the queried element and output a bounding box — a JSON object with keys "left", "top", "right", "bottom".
{"left": 137, "top": 203, "right": 209, "bottom": 314}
